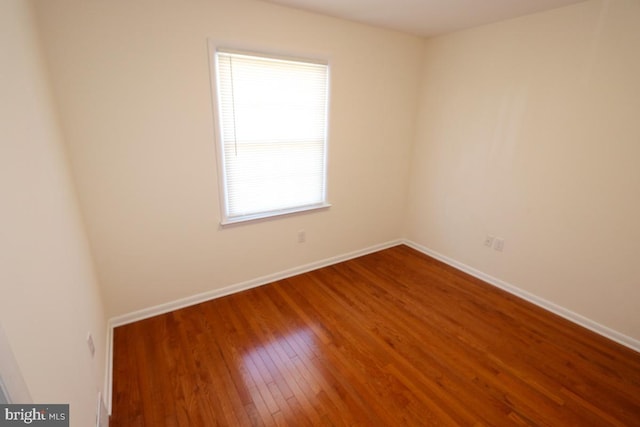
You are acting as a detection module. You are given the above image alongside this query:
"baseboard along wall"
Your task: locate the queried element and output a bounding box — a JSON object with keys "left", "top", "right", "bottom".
{"left": 104, "top": 239, "right": 402, "bottom": 413}
{"left": 104, "top": 238, "right": 640, "bottom": 414}
{"left": 403, "top": 240, "right": 640, "bottom": 353}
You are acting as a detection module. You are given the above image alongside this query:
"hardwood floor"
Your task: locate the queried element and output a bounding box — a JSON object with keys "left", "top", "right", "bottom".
{"left": 110, "top": 245, "right": 640, "bottom": 426}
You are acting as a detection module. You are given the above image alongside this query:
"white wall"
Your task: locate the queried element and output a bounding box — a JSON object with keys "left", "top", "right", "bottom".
{"left": 28, "top": 0, "right": 639, "bottom": 353}
{"left": 32, "top": 0, "right": 424, "bottom": 317}
{"left": 5, "top": 0, "right": 637, "bottom": 421}
{"left": 406, "top": 0, "right": 640, "bottom": 342}
{"left": 0, "top": 1, "right": 107, "bottom": 425}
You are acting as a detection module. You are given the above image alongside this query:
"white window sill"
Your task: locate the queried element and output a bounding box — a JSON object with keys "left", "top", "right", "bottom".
{"left": 220, "top": 202, "right": 332, "bottom": 226}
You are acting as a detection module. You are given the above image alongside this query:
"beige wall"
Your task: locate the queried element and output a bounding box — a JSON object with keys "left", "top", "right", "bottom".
{"left": 0, "top": 1, "right": 107, "bottom": 425}
{"left": 32, "top": 0, "right": 423, "bottom": 317}
{"left": 406, "top": 0, "right": 640, "bottom": 341}
{"left": 29, "top": 0, "right": 638, "bottom": 349}
{"left": 5, "top": 0, "right": 637, "bottom": 421}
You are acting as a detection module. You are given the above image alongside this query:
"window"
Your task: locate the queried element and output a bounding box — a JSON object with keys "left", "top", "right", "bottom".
{"left": 213, "top": 48, "right": 330, "bottom": 224}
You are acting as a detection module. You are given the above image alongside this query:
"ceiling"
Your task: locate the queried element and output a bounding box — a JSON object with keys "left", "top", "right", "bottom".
{"left": 260, "top": 0, "right": 587, "bottom": 37}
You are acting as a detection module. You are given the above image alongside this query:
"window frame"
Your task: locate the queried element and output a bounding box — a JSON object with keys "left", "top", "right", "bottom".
{"left": 208, "top": 43, "right": 331, "bottom": 225}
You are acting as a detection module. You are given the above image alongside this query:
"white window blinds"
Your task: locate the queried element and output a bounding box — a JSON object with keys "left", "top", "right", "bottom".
{"left": 215, "top": 49, "right": 329, "bottom": 224}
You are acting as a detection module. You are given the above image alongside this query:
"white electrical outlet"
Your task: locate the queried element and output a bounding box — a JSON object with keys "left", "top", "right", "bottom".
{"left": 484, "top": 235, "right": 495, "bottom": 247}
{"left": 494, "top": 238, "right": 505, "bottom": 252}
{"left": 87, "top": 333, "right": 95, "bottom": 358}
{"left": 297, "top": 230, "right": 306, "bottom": 243}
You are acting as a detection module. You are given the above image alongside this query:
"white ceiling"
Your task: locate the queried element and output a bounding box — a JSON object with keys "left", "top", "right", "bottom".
{"left": 260, "top": 0, "right": 587, "bottom": 37}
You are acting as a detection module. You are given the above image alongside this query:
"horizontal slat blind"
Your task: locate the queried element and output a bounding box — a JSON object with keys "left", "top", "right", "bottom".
{"left": 216, "top": 50, "right": 329, "bottom": 221}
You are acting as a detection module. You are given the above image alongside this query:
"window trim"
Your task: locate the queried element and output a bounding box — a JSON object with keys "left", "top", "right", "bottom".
{"left": 219, "top": 202, "right": 332, "bottom": 226}
{"left": 208, "top": 42, "right": 331, "bottom": 225}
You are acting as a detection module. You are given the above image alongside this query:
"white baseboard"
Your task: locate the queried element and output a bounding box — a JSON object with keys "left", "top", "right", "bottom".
{"left": 97, "top": 391, "right": 108, "bottom": 427}
{"left": 104, "top": 237, "right": 640, "bottom": 415}
{"left": 403, "top": 239, "right": 640, "bottom": 353}
{"left": 104, "top": 239, "right": 402, "bottom": 413}
{"left": 104, "top": 323, "right": 114, "bottom": 416}
{"left": 108, "top": 239, "right": 403, "bottom": 327}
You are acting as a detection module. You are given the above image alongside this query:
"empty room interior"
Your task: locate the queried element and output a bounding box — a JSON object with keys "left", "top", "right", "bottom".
{"left": 2, "top": 0, "right": 640, "bottom": 425}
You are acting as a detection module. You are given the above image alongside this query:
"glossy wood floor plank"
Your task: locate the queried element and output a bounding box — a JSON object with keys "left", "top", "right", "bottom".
{"left": 111, "top": 245, "right": 640, "bottom": 426}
